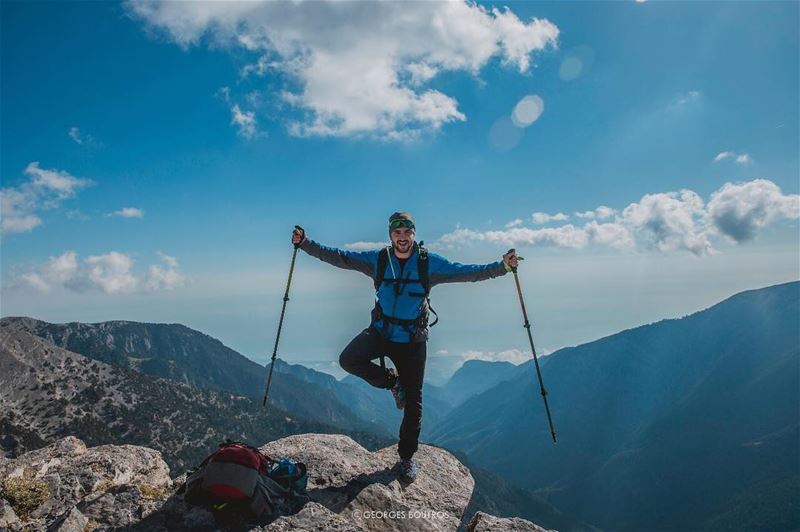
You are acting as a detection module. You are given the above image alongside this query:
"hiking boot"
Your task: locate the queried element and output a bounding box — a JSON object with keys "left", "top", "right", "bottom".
{"left": 389, "top": 374, "right": 406, "bottom": 410}
{"left": 398, "top": 458, "right": 417, "bottom": 483}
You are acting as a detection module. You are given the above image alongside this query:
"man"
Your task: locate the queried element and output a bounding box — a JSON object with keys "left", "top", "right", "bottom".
{"left": 291, "top": 211, "right": 518, "bottom": 482}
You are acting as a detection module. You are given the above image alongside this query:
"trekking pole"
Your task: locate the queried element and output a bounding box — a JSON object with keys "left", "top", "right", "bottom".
{"left": 263, "top": 225, "right": 303, "bottom": 407}
{"left": 511, "top": 259, "right": 557, "bottom": 443}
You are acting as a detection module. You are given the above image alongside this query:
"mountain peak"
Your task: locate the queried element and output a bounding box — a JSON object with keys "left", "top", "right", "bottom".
{"left": 0, "top": 433, "right": 549, "bottom": 531}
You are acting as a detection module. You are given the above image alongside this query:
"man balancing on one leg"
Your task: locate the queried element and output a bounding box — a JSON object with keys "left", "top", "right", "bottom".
{"left": 291, "top": 212, "right": 518, "bottom": 483}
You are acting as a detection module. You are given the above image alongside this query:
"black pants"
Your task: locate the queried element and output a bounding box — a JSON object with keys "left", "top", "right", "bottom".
{"left": 339, "top": 325, "right": 426, "bottom": 460}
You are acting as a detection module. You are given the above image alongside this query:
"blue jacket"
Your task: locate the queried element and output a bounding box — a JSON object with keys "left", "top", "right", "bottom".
{"left": 299, "top": 239, "right": 509, "bottom": 343}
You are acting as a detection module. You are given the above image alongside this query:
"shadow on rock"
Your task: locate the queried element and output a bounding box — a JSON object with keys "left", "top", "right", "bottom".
{"left": 307, "top": 465, "right": 398, "bottom": 513}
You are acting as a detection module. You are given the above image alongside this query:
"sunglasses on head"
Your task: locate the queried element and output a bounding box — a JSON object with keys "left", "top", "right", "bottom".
{"left": 389, "top": 219, "right": 415, "bottom": 230}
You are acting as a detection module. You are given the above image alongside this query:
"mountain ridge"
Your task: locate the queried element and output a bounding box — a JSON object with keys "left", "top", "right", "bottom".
{"left": 0, "top": 326, "right": 391, "bottom": 471}
{"left": 430, "top": 280, "right": 800, "bottom": 531}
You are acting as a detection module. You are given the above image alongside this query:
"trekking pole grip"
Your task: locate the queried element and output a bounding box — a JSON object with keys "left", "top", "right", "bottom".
{"left": 293, "top": 225, "right": 305, "bottom": 249}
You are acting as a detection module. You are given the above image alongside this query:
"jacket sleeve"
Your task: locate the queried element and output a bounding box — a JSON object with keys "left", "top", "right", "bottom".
{"left": 299, "top": 238, "right": 375, "bottom": 278}
{"left": 428, "top": 252, "right": 509, "bottom": 286}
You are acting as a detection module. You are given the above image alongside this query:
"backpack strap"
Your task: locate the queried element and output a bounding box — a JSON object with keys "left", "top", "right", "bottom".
{"left": 374, "top": 246, "right": 390, "bottom": 291}
{"left": 417, "top": 242, "right": 438, "bottom": 328}
{"left": 374, "top": 248, "right": 390, "bottom": 370}
{"left": 417, "top": 242, "right": 429, "bottom": 294}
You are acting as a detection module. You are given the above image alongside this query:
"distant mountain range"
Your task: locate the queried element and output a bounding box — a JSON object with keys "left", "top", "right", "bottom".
{"left": 0, "top": 316, "right": 390, "bottom": 438}
{"left": 0, "top": 326, "right": 390, "bottom": 472}
{"left": 429, "top": 281, "right": 800, "bottom": 531}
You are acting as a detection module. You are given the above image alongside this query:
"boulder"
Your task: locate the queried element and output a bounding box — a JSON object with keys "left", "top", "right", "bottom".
{"left": 0, "top": 435, "right": 170, "bottom": 531}
{"left": 260, "top": 433, "right": 474, "bottom": 531}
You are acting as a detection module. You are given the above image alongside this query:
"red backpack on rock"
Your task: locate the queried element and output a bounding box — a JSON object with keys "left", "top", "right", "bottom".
{"left": 182, "top": 441, "right": 308, "bottom": 521}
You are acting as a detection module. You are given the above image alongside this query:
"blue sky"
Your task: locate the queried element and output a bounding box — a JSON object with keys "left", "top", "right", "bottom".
{"left": 2, "top": 1, "right": 798, "bottom": 383}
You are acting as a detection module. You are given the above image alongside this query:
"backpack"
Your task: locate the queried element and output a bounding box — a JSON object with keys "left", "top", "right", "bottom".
{"left": 182, "top": 441, "right": 309, "bottom": 524}
{"left": 373, "top": 241, "right": 439, "bottom": 357}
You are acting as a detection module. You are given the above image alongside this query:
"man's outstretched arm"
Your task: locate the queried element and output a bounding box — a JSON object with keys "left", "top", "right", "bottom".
{"left": 293, "top": 227, "right": 375, "bottom": 278}
{"left": 428, "top": 249, "right": 517, "bottom": 286}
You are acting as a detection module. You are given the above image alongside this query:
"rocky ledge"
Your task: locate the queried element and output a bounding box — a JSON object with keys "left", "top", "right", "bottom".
{"left": 0, "top": 434, "right": 552, "bottom": 532}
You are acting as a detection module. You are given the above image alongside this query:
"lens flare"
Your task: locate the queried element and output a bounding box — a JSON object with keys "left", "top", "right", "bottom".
{"left": 511, "top": 95, "right": 545, "bottom": 128}
{"left": 559, "top": 57, "right": 583, "bottom": 80}
{"left": 488, "top": 116, "right": 524, "bottom": 151}
{"left": 559, "top": 45, "right": 595, "bottom": 81}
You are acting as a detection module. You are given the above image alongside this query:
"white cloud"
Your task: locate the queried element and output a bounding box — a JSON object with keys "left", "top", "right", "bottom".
{"left": 438, "top": 224, "right": 595, "bottom": 249}
{"left": 17, "top": 251, "right": 81, "bottom": 293}
{"left": 575, "top": 206, "right": 616, "bottom": 220}
{"left": 111, "top": 207, "right": 144, "bottom": 219}
{"left": 15, "top": 251, "right": 186, "bottom": 294}
{"left": 23, "top": 162, "right": 91, "bottom": 199}
{"left": 596, "top": 206, "right": 616, "bottom": 219}
{"left": 144, "top": 253, "right": 186, "bottom": 292}
{"left": 84, "top": 252, "right": 139, "bottom": 294}
{"left": 218, "top": 86, "right": 263, "bottom": 139}
{"left": 713, "top": 151, "right": 753, "bottom": 165}
{"left": 1, "top": 162, "right": 93, "bottom": 235}
{"left": 0, "top": 187, "right": 42, "bottom": 233}
{"left": 620, "top": 190, "right": 712, "bottom": 255}
{"left": 126, "top": 1, "right": 559, "bottom": 140}
{"left": 240, "top": 56, "right": 275, "bottom": 78}
{"left": 531, "top": 212, "right": 569, "bottom": 224}
{"left": 231, "top": 104, "right": 262, "bottom": 139}
{"left": 69, "top": 127, "right": 84, "bottom": 144}
{"left": 505, "top": 218, "right": 524, "bottom": 228}
{"left": 68, "top": 127, "right": 98, "bottom": 146}
{"left": 434, "top": 179, "right": 797, "bottom": 255}
{"left": 18, "top": 272, "right": 50, "bottom": 292}
{"left": 344, "top": 241, "right": 389, "bottom": 251}
{"left": 406, "top": 62, "right": 439, "bottom": 87}
{"left": 583, "top": 220, "right": 635, "bottom": 250}
{"left": 706, "top": 179, "right": 799, "bottom": 243}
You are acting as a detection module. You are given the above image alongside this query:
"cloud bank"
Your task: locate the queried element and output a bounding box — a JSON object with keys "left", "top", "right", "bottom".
{"left": 437, "top": 179, "right": 798, "bottom": 255}
{"left": 126, "top": 0, "right": 559, "bottom": 139}
{"left": 16, "top": 251, "right": 186, "bottom": 294}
